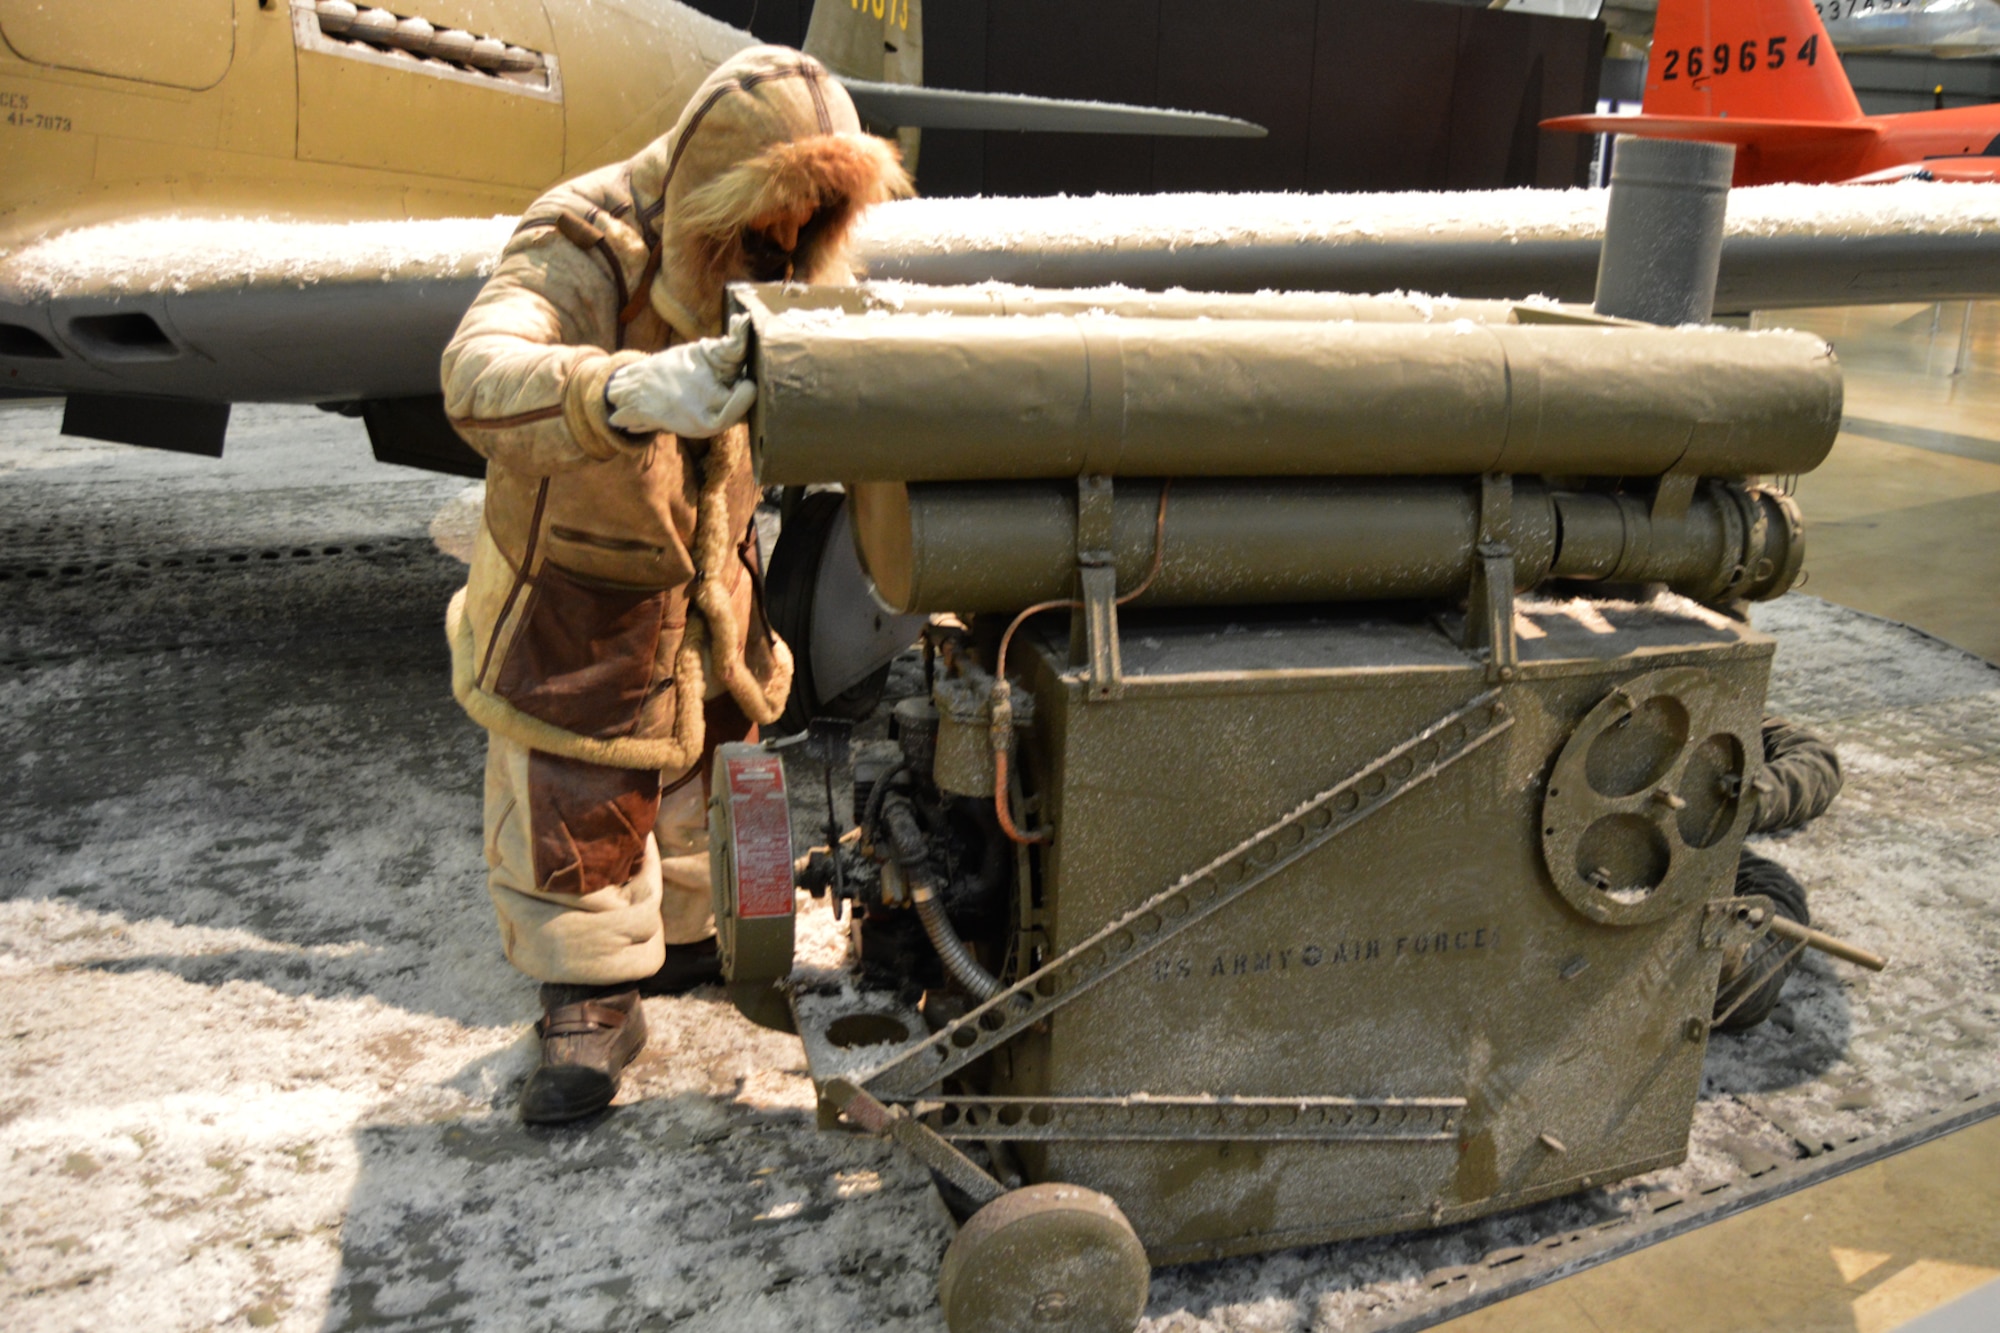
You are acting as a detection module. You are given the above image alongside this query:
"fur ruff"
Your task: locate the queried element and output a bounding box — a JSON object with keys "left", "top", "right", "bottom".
{"left": 690, "top": 426, "right": 794, "bottom": 728}
{"left": 663, "top": 133, "right": 912, "bottom": 327}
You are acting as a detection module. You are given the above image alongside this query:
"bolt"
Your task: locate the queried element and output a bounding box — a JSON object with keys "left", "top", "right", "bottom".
{"left": 1684, "top": 1016, "right": 1708, "bottom": 1042}
{"left": 1652, "top": 788, "right": 1688, "bottom": 810}
{"left": 1539, "top": 1133, "right": 1568, "bottom": 1153}
{"left": 1031, "top": 1291, "right": 1071, "bottom": 1322}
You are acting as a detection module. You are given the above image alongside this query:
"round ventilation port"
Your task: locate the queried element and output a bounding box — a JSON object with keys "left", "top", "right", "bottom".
{"left": 1575, "top": 814, "right": 1672, "bottom": 903}
{"left": 1585, "top": 695, "right": 1689, "bottom": 798}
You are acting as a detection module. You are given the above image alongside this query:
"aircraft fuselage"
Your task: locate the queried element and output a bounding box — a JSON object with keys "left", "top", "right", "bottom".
{"left": 1, "top": 0, "right": 753, "bottom": 246}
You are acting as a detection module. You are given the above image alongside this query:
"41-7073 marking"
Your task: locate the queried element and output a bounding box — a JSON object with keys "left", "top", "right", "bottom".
{"left": 1663, "top": 34, "right": 1821, "bottom": 81}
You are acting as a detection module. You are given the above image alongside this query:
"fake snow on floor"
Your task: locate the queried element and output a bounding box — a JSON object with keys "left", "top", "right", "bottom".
{"left": 2, "top": 402, "right": 1997, "bottom": 1332}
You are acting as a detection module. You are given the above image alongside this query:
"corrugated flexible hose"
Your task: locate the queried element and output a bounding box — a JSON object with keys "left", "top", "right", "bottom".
{"left": 881, "top": 796, "right": 1005, "bottom": 1002}
{"left": 1749, "top": 716, "right": 1844, "bottom": 834}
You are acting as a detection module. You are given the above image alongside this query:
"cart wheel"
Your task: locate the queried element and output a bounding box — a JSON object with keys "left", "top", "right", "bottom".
{"left": 937, "top": 1184, "right": 1149, "bottom": 1333}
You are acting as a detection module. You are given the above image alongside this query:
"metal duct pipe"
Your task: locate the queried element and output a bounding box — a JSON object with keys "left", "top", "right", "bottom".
{"left": 848, "top": 479, "right": 1802, "bottom": 614}
{"left": 1594, "top": 137, "right": 1737, "bottom": 327}
{"left": 746, "top": 307, "right": 1839, "bottom": 484}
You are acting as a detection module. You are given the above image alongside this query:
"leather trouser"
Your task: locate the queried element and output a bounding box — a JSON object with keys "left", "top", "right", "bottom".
{"left": 482, "top": 732, "right": 720, "bottom": 985}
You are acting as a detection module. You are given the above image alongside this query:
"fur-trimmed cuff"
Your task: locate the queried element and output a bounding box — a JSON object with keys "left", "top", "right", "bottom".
{"left": 563, "top": 350, "right": 652, "bottom": 461}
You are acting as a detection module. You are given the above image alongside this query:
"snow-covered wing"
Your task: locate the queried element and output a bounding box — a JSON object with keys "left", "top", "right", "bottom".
{"left": 11, "top": 186, "right": 2000, "bottom": 410}
{"left": 0, "top": 216, "right": 514, "bottom": 403}
{"left": 852, "top": 182, "right": 2000, "bottom": 311}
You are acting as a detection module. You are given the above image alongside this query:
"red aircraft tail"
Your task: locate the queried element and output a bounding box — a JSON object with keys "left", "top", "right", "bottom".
{"left": 1644, "top": 0, "right": 1863, "bottom": 123}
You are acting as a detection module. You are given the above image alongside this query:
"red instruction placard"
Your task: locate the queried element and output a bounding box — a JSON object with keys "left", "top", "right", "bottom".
{"left": 724, "top": 751, "right": 793, "bottom": 920}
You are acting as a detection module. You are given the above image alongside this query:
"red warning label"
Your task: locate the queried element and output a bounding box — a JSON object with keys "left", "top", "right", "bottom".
{"left": 724, "top": 751, "right": 793, "bottom": 920}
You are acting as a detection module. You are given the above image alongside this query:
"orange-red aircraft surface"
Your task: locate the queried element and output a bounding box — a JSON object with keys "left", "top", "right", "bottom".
{"left": 1542, "top": 0, "right": 2000, "bottom": 185}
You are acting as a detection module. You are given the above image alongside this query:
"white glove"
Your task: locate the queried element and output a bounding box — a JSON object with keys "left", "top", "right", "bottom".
{"left": 605, "top": 313, "right": 757, "bottom": 438}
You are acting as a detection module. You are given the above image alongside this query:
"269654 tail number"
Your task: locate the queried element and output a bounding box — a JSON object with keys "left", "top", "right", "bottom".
{"left": 1662, "top": 35, "right": 1821, "bottom": 81}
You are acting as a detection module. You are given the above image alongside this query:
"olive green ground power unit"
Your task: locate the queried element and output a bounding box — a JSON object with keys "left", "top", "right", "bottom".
{"left": 708, "top": 279, "right": 1874, "bottom": 1333}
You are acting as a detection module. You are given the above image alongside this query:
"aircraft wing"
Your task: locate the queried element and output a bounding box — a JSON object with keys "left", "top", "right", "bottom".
{"left": 1910, "top": 160, "right": 2000, "bottom": 183}
{"left": 1540, "top": 114, "right": 1880, "bottom": 148}
{"left": 11, "top": 183, "right": 2000, "bottom": 463}
{"left": 834, "top": 79, "right": 1266, "bottom": 138}
{"left": 0, "top": 216, "right": 510, "bottom": 404}
{"left": 851, "top": 182, "right": 2000, "bottom": 312}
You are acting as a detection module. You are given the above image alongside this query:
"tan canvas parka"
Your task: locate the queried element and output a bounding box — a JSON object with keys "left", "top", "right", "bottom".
{"left": 441, "top": 47, "right": 911, "bottom": 774}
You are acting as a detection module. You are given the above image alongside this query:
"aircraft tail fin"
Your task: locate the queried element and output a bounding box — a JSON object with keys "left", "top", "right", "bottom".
{"left": 804, "top": 0, "right": 922, "bottom": 88}
{"left": 1645, "top": 0, "right": 1864, "bottom": 122}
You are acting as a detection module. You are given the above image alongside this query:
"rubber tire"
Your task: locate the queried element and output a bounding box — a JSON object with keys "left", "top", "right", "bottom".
{"left": 1713, "top": 849, "right": 1811, "bottom": 1033}
{"left": 938, "top": 1184, "right": 1150, "bottom": 1333}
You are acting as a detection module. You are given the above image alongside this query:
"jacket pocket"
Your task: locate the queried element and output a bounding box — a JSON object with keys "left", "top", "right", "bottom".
{"left": 545, "top": 524, "right": 696, "bottom": 588}
{"left": 494, "top": 561, "right": 677, "bottom": 740}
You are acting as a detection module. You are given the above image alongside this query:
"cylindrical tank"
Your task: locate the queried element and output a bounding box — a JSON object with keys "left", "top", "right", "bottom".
{"left": 848, "top": 479, "right": 1802, "bottom": 613}
{"left": 1594, "top": 136, "right": 1736, "bottom": 327}
{"left": 749, "top": 310, "right": 1839, "bottom": 484}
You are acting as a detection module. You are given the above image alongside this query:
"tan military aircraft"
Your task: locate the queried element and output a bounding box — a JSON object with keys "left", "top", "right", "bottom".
{"left": 6, "top": 0, "right": 2000, "bottom": 472}
{"left": 0, "top": 0, "right": 1262, "bottom": 463}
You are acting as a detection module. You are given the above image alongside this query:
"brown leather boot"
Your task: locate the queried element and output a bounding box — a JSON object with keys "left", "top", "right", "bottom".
{"left": 520, "top": 984, "right": 647, "bottom": 1125}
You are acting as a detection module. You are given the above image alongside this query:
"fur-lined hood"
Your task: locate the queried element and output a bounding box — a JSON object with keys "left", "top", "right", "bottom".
{"left": 629, "top": 47, "right": 913, "bottom": 339}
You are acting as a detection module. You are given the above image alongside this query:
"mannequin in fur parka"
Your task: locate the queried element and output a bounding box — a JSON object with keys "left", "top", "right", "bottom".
{"left": 440, "top": 47, "right": 911, "bottom": 1123}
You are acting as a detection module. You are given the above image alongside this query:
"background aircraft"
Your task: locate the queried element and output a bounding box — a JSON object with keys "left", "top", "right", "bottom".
{"left": 1538, "top": 0, "right": 2000, "bottom": 55}
{"left": 1821, "top": 0, "right": 2000, "bottom": 56}
{"left": 1543, "top": 0, "right": 2000, "bottom": 182}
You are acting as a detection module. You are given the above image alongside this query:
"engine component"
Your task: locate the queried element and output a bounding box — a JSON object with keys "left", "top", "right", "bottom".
{"left": 849, "top": 477, "right": 1804, "bottom": 614}
{"left": 881, "top": 795, "right": 1003, "bottom": 1001}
